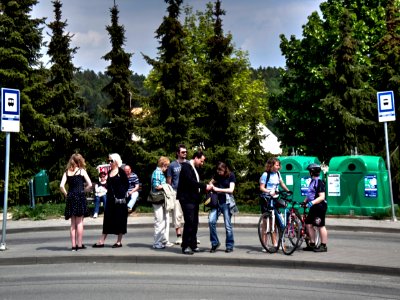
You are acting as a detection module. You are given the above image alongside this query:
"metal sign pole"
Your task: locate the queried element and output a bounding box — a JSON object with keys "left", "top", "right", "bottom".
{"left": 0, "top": 132, "right": 10, "bottom": 250}
{"left": 384, "top": 122, "right": 397, "bottom": 222}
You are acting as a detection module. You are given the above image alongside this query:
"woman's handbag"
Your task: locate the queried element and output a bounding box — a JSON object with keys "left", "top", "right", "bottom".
{"left": 204, "top": 192, "right": 218, "bottom": 208}
{"left": 114, "top": 196, "right": 126, "bottom": 204}
{"left": 147, "top": 190, "right": 165, "bottom": 204}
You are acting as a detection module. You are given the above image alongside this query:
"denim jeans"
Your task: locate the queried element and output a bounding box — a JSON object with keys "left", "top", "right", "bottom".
{"left": 208, "top": 202, "right": 234, "bottom": 249}
{"left": 94, "top": 195, "right": 107, "bottom": 214}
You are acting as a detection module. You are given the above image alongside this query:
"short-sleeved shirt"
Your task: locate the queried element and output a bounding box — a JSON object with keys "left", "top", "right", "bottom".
{"left": 127, "top": 172, "right": 140, "bottom": 192}
{"left": 151, "top": 167, "right": 166, "bottom": 193}
{"left": 306, "top": 178, "right": 326, "bottom": 202}
{"left": 166, "top": 160, "right": 184, "bottom": 190}
{"left": 259, "top": 171, "right": 280, "bottom": 195}
{"left": 214, "top": 172, "right": 236, "bottom": 204}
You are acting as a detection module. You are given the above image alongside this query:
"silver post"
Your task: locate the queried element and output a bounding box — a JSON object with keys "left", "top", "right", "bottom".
{"left": 1, "top": 132, "right": 11, "bottom": 250}
{"left": 384, "top": 122, "right": 397, "bottom": 222}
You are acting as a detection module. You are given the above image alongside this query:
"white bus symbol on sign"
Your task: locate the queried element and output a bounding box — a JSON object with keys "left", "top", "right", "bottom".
{"left": 380, "top": 95, "right": 393, "bottom": 110}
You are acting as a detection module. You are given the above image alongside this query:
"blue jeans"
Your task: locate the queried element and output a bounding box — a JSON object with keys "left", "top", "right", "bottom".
{"left": 94, "top": 195, "right": 107, "bottom": 214}
{"left": 208, "top": 202, "right": 234, "bottom": 249}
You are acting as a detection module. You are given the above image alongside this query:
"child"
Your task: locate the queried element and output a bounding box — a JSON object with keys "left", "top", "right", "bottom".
{"left": 302, "top": 163, "right": 328, "bottom": 252}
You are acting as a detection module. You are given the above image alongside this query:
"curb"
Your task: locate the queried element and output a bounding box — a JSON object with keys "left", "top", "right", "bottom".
{"left": 6, "top": 223, "right": 400, "bottom": 234}
{"left": 0, "top": 254, "right": 399, "bottom": 277}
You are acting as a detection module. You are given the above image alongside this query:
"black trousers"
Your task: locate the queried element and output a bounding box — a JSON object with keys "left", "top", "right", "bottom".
{"left": 180, "top": 201, "right": 199, "bottom": 250}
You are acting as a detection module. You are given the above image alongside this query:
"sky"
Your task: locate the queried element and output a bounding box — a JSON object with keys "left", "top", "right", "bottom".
{"left": 31, "top": 0, "right": 323, "bottom": 76}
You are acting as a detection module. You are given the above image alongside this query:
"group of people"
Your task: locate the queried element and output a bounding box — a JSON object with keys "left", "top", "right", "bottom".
{"left": 60, "top": 149, "right": 328, "bottom": 254}
{"left": 92, "top": 164, "right": 140, "bottom": 219}
{"left": 148, "top": 145, "right": 237, "bottom": 255}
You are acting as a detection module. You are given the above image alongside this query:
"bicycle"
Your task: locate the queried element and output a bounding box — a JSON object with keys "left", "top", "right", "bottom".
{"left": 284, "top": 199, "right": 321, "bottom": 250}
{"left": 257, "top": 191, "right": 298, "bottom": 255}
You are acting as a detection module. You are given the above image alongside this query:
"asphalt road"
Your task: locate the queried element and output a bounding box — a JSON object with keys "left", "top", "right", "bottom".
{"left": 1, "top": 263, "right": 399, "bottom": 300}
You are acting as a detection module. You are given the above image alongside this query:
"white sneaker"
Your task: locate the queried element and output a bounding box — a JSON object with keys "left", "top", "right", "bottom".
{"left": 153, "top": 244, "right": 165, "bottom": 249}
{"left": 164, "top": 242, "right": 174, "bottom": 247}
{"left": 175, "top": 237, "right": 182, "bottom": 245}
{"left": 197, "top": 239, "right": 201, "bottom": 244}
{"left": 93, "top": 213, "right": 98, "bottom": 218}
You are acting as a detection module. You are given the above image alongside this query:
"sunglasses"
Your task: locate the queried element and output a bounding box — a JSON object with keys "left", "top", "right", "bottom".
{"left": 108, "top": 159, "right": 114, "bottom": 163}
{"left": 180, "top": 151, "right": 187, "bottom": 154}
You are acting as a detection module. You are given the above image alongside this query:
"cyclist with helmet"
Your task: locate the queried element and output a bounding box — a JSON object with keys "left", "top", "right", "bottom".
{"left": 302, "top": 163, "right": 328, "bottom": 252}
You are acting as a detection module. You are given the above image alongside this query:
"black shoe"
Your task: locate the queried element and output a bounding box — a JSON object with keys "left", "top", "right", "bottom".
{"left": 92, "top": 243, "right": 104, "bottom": 248}
{"left": 225, "top": 248, "right": 233, "bottom": 253}
{"left": 112, "top": 243, "right": 122, "bottom": 248}
{"left": 182, "top": 247, "right": 194, "bottom": 255}
{"left": 77, "top": 244, "right": 86, "bottom": 250}
{"left": 71, "top": 247, "right": 77, "bottom": 252}
{"left": 191, "top": 247, "right": 201, "bottom": 253}
{"left": 303, "top": 245, "right": 315, "bottom": 251}
{"left": 313, "top": 245, "right": 328, "bottom": 252}
{"left": 210, "top": 243, "right": 220, "bottom": 253}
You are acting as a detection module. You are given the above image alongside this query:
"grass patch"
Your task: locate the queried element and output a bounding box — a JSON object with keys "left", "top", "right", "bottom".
{"left": 8, "top": 203, "right": 65, "bottom": 220}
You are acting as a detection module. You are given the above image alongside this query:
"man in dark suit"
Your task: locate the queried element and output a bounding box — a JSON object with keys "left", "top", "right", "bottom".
{"left": 177, "top": 150, "right": 211, "bottom": 255}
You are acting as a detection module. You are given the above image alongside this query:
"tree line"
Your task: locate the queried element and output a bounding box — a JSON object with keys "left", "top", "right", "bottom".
{"left": 0, "top": 0, "right": 399, "bottom": 206}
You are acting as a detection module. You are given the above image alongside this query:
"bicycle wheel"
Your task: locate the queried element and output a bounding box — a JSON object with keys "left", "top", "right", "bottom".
{"left": 258, "top": 212, "right": 280, "bottom": 253}
{"left": 281, "top": 219, "right": 300, "bottom": 255}
{"left": 305, "top": 226, "right": 321, "bottom": 248}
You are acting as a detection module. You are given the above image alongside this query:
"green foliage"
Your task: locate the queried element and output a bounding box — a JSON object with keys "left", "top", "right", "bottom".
{"left": 275, "top": 0, "right": 397, "bottom": 162}
{"left": 10, "top": 203, "right": 65, "bottom": 220}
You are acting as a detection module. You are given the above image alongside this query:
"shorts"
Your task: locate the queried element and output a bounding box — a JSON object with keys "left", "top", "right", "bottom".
{"left": 305, "top": 202, "right": 327, "bottom": 227}
{"left": 173, "top": 199, "right": 184, "bottom": 228}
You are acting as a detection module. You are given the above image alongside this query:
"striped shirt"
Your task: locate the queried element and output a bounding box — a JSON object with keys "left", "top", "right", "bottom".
{"left": 127, "top": 172, "right": 140, "bottom": 192}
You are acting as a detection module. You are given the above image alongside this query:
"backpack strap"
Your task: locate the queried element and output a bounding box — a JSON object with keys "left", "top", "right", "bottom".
{"left": 266, "top": 171, "right": 280, "bottom": 183}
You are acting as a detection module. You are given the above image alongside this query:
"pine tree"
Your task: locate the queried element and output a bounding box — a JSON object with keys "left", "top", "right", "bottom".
{"left": 0, "top": 0, "right": 52, "bottom": 203}
{"left": 102, "top": 3, "right": 137, "bottom": 160}
{"left": 143, "top": 0, "right": 194, "bottom": 153}
{"left": 199, "top": 0, "right": 240, "bottom": 160}
{"left": 321, "top": 9, "right": 377, "bottom": 156}
{"left": 45, "top": 0, "right": 97, "bottom": 177}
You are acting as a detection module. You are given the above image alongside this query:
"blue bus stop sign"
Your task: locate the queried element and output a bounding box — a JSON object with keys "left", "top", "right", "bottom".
{"left": 377, "top": 91, "right": 396, "bottom": 123}
{"left": 1, "top": 88, "right": 20, "bottom": 132}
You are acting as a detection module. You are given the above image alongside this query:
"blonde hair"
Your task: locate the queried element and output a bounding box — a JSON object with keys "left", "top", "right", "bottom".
{"left": 66, "top": 153, "right": 86, "bottom": 170}
{"left": 109, "top": 153, "right": 123, "bottom": 167}
{"left": 157, "top": 156, "right": 170, "bottom": 168}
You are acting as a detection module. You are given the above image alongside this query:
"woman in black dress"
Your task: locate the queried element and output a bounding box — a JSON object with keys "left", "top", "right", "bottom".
{"left": 60, "top": 153, "right": 92, "bottom": 251}
{"left": 93, "top": 153, "right": 129, "bottom": 248}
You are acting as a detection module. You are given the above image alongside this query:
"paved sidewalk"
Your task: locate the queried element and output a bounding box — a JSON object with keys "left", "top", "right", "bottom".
{"left": 3, "top": 213, "right": 400, "bottom": 232}
{"left": 1, "top": 214, "right": 400, "bottom": 276}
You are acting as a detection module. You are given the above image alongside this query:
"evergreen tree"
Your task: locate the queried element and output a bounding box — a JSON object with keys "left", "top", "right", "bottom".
{"left": 102, "top": 3, "right": 137, "bottom": 161}
{"left": 372, "top": 0, "right": 400, "bottom": 200}
{"left": 0, "top": 0, "right": 53, "bottom": 203}
{"left": 321, "top": 9, "right": 377, "bottom": 156}
{"left": 199, "top": 0, "right": 240, "bottom": 161}
{"left": 45, "top": 0, "right": 96, "bottom": 176}
{"left": 143, "top": 0, "right": 194, "bottom": 153}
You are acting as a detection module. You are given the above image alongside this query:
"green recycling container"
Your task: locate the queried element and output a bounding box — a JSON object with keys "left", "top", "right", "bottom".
{"left": 34, "top": 169, "right": 50, "bottom": 197}
{"left": 278, "top": 156, "right": 321, "bottom": 202}
{"left": 326, "top": 156, "right": 391, "bottom": 216}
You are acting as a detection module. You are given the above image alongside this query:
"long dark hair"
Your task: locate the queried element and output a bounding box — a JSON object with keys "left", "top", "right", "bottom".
{"left": 216, "top": 161, "right": 231, "bottom": 177}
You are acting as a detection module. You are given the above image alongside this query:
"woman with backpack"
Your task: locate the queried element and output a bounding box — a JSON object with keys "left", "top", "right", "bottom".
{"left": 259, "top": 157, "right": 290, "bottom": 251}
